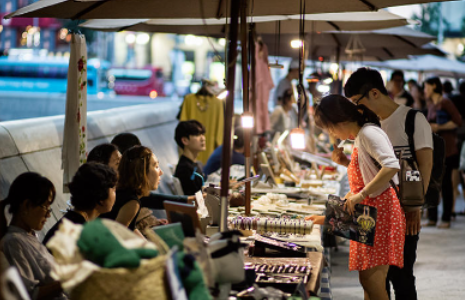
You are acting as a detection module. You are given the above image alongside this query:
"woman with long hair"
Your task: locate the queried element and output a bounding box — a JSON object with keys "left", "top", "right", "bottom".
{"left": 100, "top": 145, "right": 163, "bottom": 238}
{"left": 309, "top": 95, "right": 405, "bottom": 300}
{"left": 424, "top": 77, "right": 462, "bottom": 228}
{"left": 0, "top": 173, "right": 67, "bottom": 300}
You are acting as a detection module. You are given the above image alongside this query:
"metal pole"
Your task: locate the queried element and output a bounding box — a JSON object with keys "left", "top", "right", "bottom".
{"left": 219, "top": 0, "right": 240, "bottom": 232}
{"left": 239, "top": 0, "right": 251, "bottom": 216}
{"left": 249, "top": 24, "right": 259, "bottom": 173}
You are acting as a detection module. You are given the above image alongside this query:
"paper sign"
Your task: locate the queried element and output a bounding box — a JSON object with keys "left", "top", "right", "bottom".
{"left": 195, "top": 191, "right": 208, "bottom": 218}
{"left": 1, "top": 267, "right": 31, "bottom": 300}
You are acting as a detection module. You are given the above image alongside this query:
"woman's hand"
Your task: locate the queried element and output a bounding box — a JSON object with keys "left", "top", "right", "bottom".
{"left": 344, "top": 193, "right": 365, "bottom": 215}
{"left": 343, "top": 191, "right": 353, "bottom": 200}
{"left": 305, "top": 215, "right": 325, "bottom": 225}
{"left": 332, "top": 143, "right": 350, "bottom": 167}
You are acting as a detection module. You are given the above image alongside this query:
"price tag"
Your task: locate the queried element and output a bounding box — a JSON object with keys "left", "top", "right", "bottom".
{"left": 195, "top": 190, "right": 208, "bottom": 217}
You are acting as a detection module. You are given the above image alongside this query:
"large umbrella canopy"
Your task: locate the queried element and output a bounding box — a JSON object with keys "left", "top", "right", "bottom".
{"left": 80, "top": 11, "right": 412, "bottom": 34}
{"left": 4, "top": 0, "right": 457, "bottom": 20}
{"left": 261, "top": 26, "right": 444, "bottom": 61}
{"left": 367, "top": 55, "right": 465, "bottom": 76}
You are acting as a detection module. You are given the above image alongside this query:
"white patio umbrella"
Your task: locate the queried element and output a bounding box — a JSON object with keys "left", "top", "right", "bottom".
{"left": 5, "top": 0, "right": 458, "bottom": 226}
{"left": 80, "top": 11, "right": 413, "bottom": 34}
{"left": 261, "top": 26, "right": 444, "bottom": 61}
{"left": 62, "top": 33, "right": 88, "bottom": 192}
{"left": 3, "top": 0, "right": 457, "bottom": 20}
{"left": 367, "top": 55, "right": 465, "bottom": 76}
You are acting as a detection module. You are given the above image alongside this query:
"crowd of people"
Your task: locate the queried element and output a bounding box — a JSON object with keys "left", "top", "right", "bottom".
{"left": 1, "top": 64, "right": 464, "bottom": 300}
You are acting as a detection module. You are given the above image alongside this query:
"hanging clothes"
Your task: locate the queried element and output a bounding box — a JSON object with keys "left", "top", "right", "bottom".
{"left": 180, "top": 93, "right": 224, "bottom": 165}
{"left": 253, "top": 41, "right": 274, "bottom": 134}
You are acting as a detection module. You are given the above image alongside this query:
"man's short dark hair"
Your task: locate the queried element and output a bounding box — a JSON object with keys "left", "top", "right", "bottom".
{"left": 425, "top": 77, "right": 443, "bottom": 95}
{"left": 87, "top": 143, "right": 119, "bottom": 165}
{"left": 391, "top": 70, "right": 405, "bottom": 82}
{"left": 175, "top": 120, "right": 206, "bottom": 149}
{"left": 233, "top": 127, "right": 244, "bottom": 150}
{"left": 68, "top": 162, "right": 118, "bottom": 211}
{"left": 443, "top": 80, "right": 453, "bottom": 94}
{"left": 111, "top": 133, "right": 141, "bottom": 154}
{"left": 344, "top": 67, "right": 388, "bottom": 98}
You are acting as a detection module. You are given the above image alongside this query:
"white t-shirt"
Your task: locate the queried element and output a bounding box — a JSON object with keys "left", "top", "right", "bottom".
{"left": 380, "top": 105, "right": 433, "bottom": 159}
{"left": 355, "top": 124, "right": 400, "bottom": 197}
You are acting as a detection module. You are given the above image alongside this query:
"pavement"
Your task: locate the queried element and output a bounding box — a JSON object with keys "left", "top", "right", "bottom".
{"left": 330, "top": 193, "right": 465, "bottom": 300}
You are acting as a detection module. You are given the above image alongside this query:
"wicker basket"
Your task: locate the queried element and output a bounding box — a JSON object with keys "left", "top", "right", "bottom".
{"left": 70, "top": 255, "right": 168, "bottom": 300}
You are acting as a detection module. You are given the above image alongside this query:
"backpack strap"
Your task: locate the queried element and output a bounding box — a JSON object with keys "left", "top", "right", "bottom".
{"left": 405, "top": 109, "right": 419, "bottom": 162}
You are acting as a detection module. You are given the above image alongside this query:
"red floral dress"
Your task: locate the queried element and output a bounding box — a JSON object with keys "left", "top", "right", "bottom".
{"left": 347, "top": 147, "right": 406, "bottom": 271}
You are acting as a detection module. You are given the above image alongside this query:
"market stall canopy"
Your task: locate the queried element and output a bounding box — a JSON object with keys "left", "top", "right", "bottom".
{"left": 80, "top": 11, "right": 413, "bottom": 34}
{"left": 4, "top": 0, "right": 459, "bottom": 20}
{"left": 367, "top": 55, "right": 465, "bottom": 76}
{"left": 261, "top": 26, "right": 444, "bottom": 61}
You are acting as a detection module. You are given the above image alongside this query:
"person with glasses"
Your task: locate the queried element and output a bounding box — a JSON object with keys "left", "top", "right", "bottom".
{"left": 344, "top": 68, "right": 434, "bottom": 300}
{"left": 0, "top": 173, "right": 68, "bottom": 300}
{"left": 309, "top": 94, "right": 405, "bottom": 300}
{"left": 42, "top": 163, "right": 117, "bottom": 245}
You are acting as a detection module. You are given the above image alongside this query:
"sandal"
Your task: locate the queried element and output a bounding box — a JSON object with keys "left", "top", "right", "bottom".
{"left": 438, "top": 222, "right": 451, "bottom": 229}
{"left": 422, "top": 220, "right": 437, "bottom": 227}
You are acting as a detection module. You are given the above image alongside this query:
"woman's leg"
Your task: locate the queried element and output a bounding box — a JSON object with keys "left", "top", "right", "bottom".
{"left": 359, "top": 265, "right": 389, "bottom": 300}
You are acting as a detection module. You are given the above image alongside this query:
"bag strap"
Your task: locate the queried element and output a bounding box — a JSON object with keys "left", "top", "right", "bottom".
{"left": 405, "top": 109, "right": 419, "bottom": 163}
{"left": 368, "top": 155, "right": 400, "bottom": 199}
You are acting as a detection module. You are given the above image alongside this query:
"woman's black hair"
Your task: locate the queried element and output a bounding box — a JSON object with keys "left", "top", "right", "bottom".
{"left": 314, "top": 94, "right": 380, "bottom": 131}
{"left": 68, "top": 162, "right": 117, "bottom": 211}
{"left": 425, "top": 77, "right": 443, "bottom": 95}
{"left": 111, "top": 133, "right": 142, "bottom": 154}
{"left": 0, "top": 172, "right": 56, "bottom": 238}
{"left": 4, "top": 172, "right": 56, "bottom": 215}
{"left": 87, "top": 143, "right": 119, "bottom": 165}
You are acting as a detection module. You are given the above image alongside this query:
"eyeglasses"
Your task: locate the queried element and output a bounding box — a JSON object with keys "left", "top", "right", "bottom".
{"left": 354, "top": 92, "right": 367, "bottom": 105}
{"left": 40, "top": 205, "right": 52, "bottom": 215}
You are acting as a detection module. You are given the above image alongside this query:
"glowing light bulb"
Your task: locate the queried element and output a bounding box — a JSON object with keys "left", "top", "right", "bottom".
{"left": 290, "top": 128, "right": 305, "bottom": 149}
{"left": 241, "top": 112, "right": 254, "bottom": 129}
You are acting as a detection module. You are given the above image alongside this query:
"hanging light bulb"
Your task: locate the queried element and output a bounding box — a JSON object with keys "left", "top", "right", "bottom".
{"left": 290, "top": 128, "right": 305, "bottom": 149}
{"left": 290, "top": 39, "right": 303, "bottom": 49}
{"left": 241, "top": 112, "right": 254, "bottom": 129}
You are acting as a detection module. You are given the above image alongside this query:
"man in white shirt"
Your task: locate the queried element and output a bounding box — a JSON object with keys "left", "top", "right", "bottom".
{"left": 343, "top": 68, "right": 433, "bottom": 300}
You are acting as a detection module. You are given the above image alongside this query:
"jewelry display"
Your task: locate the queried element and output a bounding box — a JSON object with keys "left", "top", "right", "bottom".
{"left": 227, "top": 217, "right": 314, "bottom": 236}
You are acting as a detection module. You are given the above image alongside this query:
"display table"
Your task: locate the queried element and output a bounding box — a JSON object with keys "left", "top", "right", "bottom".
{"left": 306, "top": 252, "right": 324, "bottom": 296}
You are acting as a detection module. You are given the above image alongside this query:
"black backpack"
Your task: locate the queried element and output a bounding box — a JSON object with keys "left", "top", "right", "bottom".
{"left": 405, "top": 109, "right": 446, "bottom": 209}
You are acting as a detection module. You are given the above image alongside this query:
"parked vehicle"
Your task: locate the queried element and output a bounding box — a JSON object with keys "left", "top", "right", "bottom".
{"left": 109, "top": 67, "right": 165, "bottom": 98}
{"left": 0, "top": 57, "right": 113, "bottom": 95}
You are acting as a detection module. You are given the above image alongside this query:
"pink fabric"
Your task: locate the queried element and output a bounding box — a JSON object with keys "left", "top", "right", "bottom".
{"left": 253, "top": 42, "right": 274, "bottom": 134}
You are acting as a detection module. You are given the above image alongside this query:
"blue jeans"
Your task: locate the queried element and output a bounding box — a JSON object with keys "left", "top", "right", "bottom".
{"left": 386, "top": 234, "right": 419, "bottom": 300}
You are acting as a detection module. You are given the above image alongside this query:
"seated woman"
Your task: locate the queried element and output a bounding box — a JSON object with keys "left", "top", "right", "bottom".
{"left": 87, "top": 143, "right": 121, "bottom": 173}
{"left": 0, "top": 173, "right": 67, "bottom": 300}
{"left": 100, "top": 146, "right": 163, "bottom": 238}
{"left": 109, "top": 134, "right": 197, "bottom": 207}
{"left": 42, "top": 163, "right": 117, "bottom": 245}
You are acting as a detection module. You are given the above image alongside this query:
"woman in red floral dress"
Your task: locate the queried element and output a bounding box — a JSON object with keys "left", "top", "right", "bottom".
{"left": 309, "top": 95, "right": 406, "bottom": 300}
